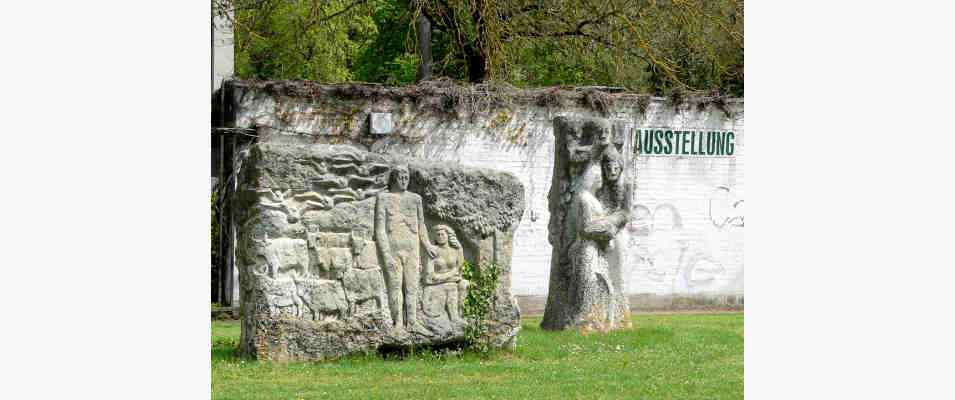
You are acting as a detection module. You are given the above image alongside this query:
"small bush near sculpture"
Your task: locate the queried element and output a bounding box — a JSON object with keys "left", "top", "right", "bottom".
{"left": 460, "top": 261, "right": 500, "bottom": 354}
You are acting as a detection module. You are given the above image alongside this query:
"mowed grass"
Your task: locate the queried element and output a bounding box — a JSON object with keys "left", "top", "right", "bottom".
{"left": 212, "top": 313, "right": 743, "bottom": 399}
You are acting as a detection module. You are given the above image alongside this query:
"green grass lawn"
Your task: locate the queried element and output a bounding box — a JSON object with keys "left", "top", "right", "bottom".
{"left": 212, "top": 313, "right": 743, "bottom": 399}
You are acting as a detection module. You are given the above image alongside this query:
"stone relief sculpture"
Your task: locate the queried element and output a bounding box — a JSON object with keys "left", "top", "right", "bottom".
{"left": 234, "top": 143, "right": 524, "bottom": 361}
{"left": 542, "top": 117, "right": 633, "bottom": 332}
{"left": 374, "top": 165, "right": 436, "bottom": 333}
{"left": 421, "top": 225, "right": 469, "bottom": 329}
{"left": 296, "top": 278, "right": 348, "bottom": 321}
{"left": 248, "top": 235, "right": 308, "bottom": 318}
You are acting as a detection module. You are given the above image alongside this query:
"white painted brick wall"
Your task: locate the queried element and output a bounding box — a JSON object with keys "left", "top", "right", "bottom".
{"left": 231, "top": 84, "right": 743, "bottom": 297}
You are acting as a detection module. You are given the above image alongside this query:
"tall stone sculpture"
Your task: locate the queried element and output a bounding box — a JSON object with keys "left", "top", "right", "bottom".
{"left": 235, "top": 143, "right": 524, "bottom": 361}
{"left": 541, "top": 117, "right": 633, "bottom": 332}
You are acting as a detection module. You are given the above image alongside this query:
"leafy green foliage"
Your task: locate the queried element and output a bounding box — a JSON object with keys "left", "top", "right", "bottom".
{"left": 461, "top": 261, "right": 500, "bottom": 353}
{"left": 218, "top": 0, "right": 743, "bottom": 96}
{"left": 414, "top": 0, "right": 743, "bottom": 95}
{"left": 635, "top": 0, "right": 744, "bottom": 95}
{"left": 350, "top": 0, "right": 417, "bottom": 84}
{"left": 226, "top": 0, "right": 378, "bottom": 81}
{"left": 349, "top": 0, "right": 469, "bottom": 84}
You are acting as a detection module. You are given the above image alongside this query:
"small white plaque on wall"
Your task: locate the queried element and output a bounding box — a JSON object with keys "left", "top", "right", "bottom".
{"left": 369, "top": 113, "right": 394, "bottom": 135}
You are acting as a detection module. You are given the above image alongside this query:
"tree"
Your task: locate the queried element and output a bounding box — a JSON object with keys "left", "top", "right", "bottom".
{"left": 214, "top": 0, "right": 378, "bottom": 81}
{"left": 413, "top": 0, "right": 742, "bottom": 93}
{"left": 214, "top": 0, "right": 744, "bottom": 95}
{"left": 350, "top": 0, "right": 469, "bottom": 84}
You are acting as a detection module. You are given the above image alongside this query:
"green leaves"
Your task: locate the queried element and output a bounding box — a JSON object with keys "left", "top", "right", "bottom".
{"left": 224, "top": 0, "right": 743, "bottom": 94}
{"left": 233, "top": 0, "right": 378, "bottom": 81}
{"left": 461, "top": 261, "right": 500, "bottom": 353}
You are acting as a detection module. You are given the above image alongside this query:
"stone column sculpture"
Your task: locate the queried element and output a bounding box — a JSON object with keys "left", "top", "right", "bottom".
{"left": 542, "top": 117, "right": 632, "bottom": 332}
{"left": 375, "top": 165, "right": 437, "bottom": 333}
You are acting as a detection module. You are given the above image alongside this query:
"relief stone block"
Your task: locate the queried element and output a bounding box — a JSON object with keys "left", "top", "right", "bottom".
{"left": 235, "top": 143, "right": 524, "bottom": 360}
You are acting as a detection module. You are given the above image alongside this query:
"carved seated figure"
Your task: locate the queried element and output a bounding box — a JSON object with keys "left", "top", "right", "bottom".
{"left": 421, "top": 225, "right": 469, "bottom": 327}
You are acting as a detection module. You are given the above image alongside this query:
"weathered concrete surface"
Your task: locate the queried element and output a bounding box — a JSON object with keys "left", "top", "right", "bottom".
{"left": 235, "top": 142, "right": 523, "bottom": 360}
{"left": 224, "top": 80, "right": 743, "bottom": 304}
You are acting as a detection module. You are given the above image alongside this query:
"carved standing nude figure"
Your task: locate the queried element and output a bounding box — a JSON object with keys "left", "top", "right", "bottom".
{"left": 375, "top": 166, "right": 436, "bottom": 332}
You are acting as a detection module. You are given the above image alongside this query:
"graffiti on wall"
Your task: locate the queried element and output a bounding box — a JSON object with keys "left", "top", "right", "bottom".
{"left": 625, "top": 185, "right": 744, "bottom": 295}
{"left": 709, "top": 186, "right": 744, "bottom": 229}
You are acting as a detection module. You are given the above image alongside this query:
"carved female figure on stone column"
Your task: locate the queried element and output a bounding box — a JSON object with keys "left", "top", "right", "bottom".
{"left": 595, "top": 148, "right": 632, "bottom": 328}
{"left": 567, "top": 149, "right": 632, "bottom": 331}
{"left": 422, "top": 225, "right": 469, "bottom": 327}
{"left": 568, "top": 165, "right": 612, "bottom": 330}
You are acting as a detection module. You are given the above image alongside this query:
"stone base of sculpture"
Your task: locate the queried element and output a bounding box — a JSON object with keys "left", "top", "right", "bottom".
{"left": 235, "top": 143, "right": 523, "bottom": 361}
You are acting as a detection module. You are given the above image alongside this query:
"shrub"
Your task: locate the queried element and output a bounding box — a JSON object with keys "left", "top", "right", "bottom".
{"left": 461, "top": 261, "right": 500, "bottom": 353}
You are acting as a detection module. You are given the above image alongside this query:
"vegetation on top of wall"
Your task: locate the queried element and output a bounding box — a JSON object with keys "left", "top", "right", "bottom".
{"left": 228, "top": 78, "right": 742, "bottom": 119}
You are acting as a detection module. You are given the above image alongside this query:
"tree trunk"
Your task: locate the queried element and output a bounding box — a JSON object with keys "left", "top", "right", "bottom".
{"left": 415, "top": 13, "right": 433, "bottom": 82}
{"left": 466, "top": 1, "right": 490, "bottom": 83}
{"left": 464, "top": 44, "right": 489, "bottom": 83}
